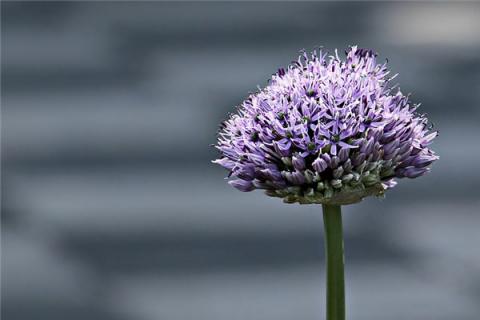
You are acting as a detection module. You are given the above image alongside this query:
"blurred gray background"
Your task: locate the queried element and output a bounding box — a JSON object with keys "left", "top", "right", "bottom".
{"left": 2, "top": 2, "right": 480, "bottom": 320}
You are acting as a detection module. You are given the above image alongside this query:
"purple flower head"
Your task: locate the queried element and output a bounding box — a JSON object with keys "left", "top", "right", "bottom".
{"left": 214, "top": 46, "right": 438, "bottom": 205}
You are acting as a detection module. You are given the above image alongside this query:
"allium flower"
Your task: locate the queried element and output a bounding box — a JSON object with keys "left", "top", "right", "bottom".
{"left": 213, "top": 46, "right": 438, "bottom": 205}
{"left": 213, "top": 46, "right": 439, "bottom": 320}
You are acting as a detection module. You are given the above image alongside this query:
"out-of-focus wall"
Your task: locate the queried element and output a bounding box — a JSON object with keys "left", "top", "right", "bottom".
{"left": 2, "top": 2, "right": 480, "bottom": 320}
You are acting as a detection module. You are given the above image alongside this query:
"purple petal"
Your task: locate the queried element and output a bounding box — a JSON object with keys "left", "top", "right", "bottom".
{"left": 229, "top": 179, "right": 255, "bottom": 192}
{"left": 338, "top": 141, "right": 358, "bottom": 149}
{"left": 212, "top": 158, "right": 235, "bottom": 170}
{"left": 381, "top": 179, "right": 397, "bottom": 189}
{"left": 421, "top": 132, "right": 438, "bottom": 146}
{"left": 330, "top": 144, "right": 337, "bottom": 155}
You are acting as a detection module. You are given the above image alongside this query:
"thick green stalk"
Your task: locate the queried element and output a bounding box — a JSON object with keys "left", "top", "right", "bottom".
{"left": 322, "top": 204, "right": 345, "bottom": 320}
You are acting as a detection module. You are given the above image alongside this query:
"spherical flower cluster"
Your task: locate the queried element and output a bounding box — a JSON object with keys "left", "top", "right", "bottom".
{"left": 213, "top": 46, "right": 438, "bottom": 205}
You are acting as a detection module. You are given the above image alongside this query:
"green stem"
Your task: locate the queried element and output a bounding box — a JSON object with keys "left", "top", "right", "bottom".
{"left": 322, "top": 204, "right": 345, "bottom": 320}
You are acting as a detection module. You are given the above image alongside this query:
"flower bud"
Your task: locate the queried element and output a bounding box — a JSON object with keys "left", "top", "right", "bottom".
{"left": 343, "top": 159, "right": 353, "bottom": 172}
{"left": 235, "top": 164, "right": 255, "bottom": 181}
{"left": 412, "top": 154, "right": 438, "bottom": 168}
{"left": 330, "top": 156, "right": 340, "bottom": 169}
{"left": 342, "top": 174, "right": 354, "bottom": 183}
{"left": 285, "top": 171, "right": 305, "bottom": 185}
{"left": 292, "top": 155, "right": 306, "bottom": 170}
{"left": 281, "top": 157, "right": 292, "bottom": 167}
{"left": 338, "top": 148, "right": 350, "bottom": 162}
{"left": 331, "top": 179, "right": 343, "bottom": 189}
{"left": 384, "top": 138, "right": 400, "bottom": 155}
{"left": 333, "top": 167, "right": 344, "bottom": 179}
{"left": 356, "top": 161, "right": 367, "bottom": 173}
{"left": 360, "top": 137, "right": 374, "bottom": 154}
{"left": 362, "top": 174, "right": 378, "bottom": 186}
{"left": 304, "top": 169, "right": 314, "bottom": 183}
{"left": 352, "top": 153, "right": 366, "bottom": 166}
{"left": 313, "top": 157, "right": 328, "bottom": 173}
{"left": 402, "top": 166, "right": 430, "bottom": 179}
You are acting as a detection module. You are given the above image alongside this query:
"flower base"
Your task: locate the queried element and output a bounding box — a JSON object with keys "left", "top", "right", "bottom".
{"left": 265, "top": 182, "right": 386, "bottom": 205}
